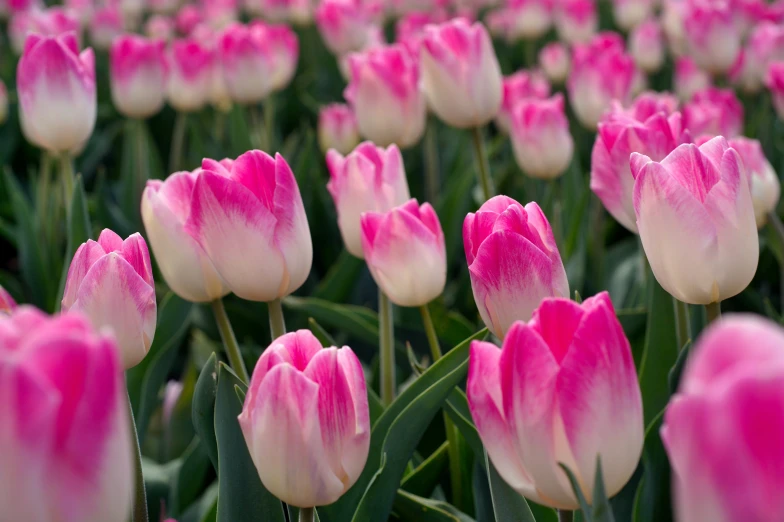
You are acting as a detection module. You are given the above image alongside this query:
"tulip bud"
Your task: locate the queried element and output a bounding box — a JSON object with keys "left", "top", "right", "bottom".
{"left": 259, "top": 23, "right": 299, "bottom": 93}
{"left": 554, "top": 0, "right": 597, "bottom": 45}
{"left": 0, "top": 285, "right": 17, "bottom": 314}
{"left": 491, "top": 0, "right": 554, "bottom": 42}
{"left": 10, "top": 7, "right": 82, "bottom": 54}
{"left": 629, "top": 19, "right": 664, "bottom": 73}
{"left": 345, "top": 43, "right": 426, "bottom": 148}
{"left": 539, "top": 42, "right": 570, "bottom": 84}
{"left": 627, "top": 90, "right": 680, "bottom": 121}
{"left": 218, "top": 22, "right": 273, "bottom": 103}
{"left": 463, "top": 196, "right": 569, "bottom": 338}
{"left": 510, "top": 94, "right": 573, "bottom": 180}
{"left": 17, "top": 32, "right": 96, "bottom": 154}
{"left": 682, "top": 87, "right": 744, "bottom": 140}
{"left": 729, "top": 23, "right": 784, "bottom": 93}
{"left": 204, "top": 0, "right": 239, "bottom": 29}
{"left": 421, "top": 18, "right": 503, "bottom": 129}
{"left": 632, "top": 136, "right": 758, "bottom": 304}
{"left": 90, "top": 6, "right": 125, "bottom": 50}
{"left": 673, "top": 56, "right": 711, "bottom": 101}
{"left": 110, "top": 35, "right": 167, "bottom": 119}
{"left": 395, "top": 10, "right": 448, "bottom": 55}
{"left": 185, "top": 151, "right": 312, "bottom": 302}
{"left": 145, "top": 14, "right": 175, "bottom": 41}
{"left": 318, "top": 103, "right": 360, "bottom": 155}
{"left": 315, "top": 0, "right": 378, "bottom": 56}
{"left": 176, "top": 5, "right": 203, "bottom": 35}
{"left": 496, "top": 70, "right": 550, "bottom": 133}
{"left": 166, "top": 37, "right": 213, "bottom": 112}
{"left": 326, "top": 142, "right": 411, "bottom": 258}
{"left": 731, "top": 0, "right": 767, "bottom": 37}
{"left": 467, "top": 292, "right": 643, "bottom": 509}
{"left": 62, "top": 229, "right": 157, "bottom": 368}
{"left": 0, "top": 307, "right": 133, "bottom": 522}
{"left": 728, "top": 137, "right": 781, "bottom": 228}
{"left": 767, "top": 61, "right": 784, "bottom": 120}
{"left": 683, "top": 0, "right": 740, "bottom": 74}
{"left": 612, "top": 0, "right": 653, "bottom": 31}
{"left": 239, "top": 330, "right": 370, "bottom": 508}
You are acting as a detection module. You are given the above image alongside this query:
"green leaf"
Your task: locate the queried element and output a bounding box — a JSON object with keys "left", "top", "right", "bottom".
{"left": 215, "top": 363, "right": 287, "bottom": 522}
{"left": 632, "top": 411, "right": 673, "bottom": 522}
{"left": 393, "top": 490, "right": 476, "bottom": 522}
{"left": 284, "top": 296, "right": 379, "bottom": 344}
{"left": 309, "top": 317, "right": 337, "bottom": 346}
{"left": 169, "top": 438, "right": 212, "bottom": 518}
{"left": 367, "top": 386, "right": 385, "bottom": 425}
{"left": 559, "top": 464, "right": 592, "bottom": 521}
{"left": 400, "top": 441, "right": 449, "bottom": 497}
{"left": 313, "top": 249, "right": 364, "bottom": 302}
{"left": 444, "top": 388, "right": 483, "bottom": 461}
{"left": 591, "top": 458, "right": 615, "bottom": 522}
{"left": 668, "top": 341, "right": 691, "bottom": 395}
{"left": 57, "top": 174, "right": 92, "bottom": 307}
{"left": 192, "top": 353, "right": 219, "bottom": 473}
{"left": 486, "top": 454, "right": 543, "bottom": 522}
{"left": 180, "top": 482, "right": 219, "bottom": 522}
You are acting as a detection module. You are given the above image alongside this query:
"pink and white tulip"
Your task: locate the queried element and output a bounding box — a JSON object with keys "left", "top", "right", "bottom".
{"left": 318, "top": 103, "right": 360, "bottom": 155}
{"left": 10, "top": 7, "right": 81, "bottom": 53}
{"left": 539, "top": 42, "right": 570, "bottom": 84}
{"left": 683, "top": 0, "right": 741, "bottom": 74}
{"left": 148, "top": 0, "right": 179, "bottom": 15}
{"left": 0, "top": 307, "right": 133, "bottom": 522}
{"left": 554, "top": 0, "right": 597, "bottom": 45}
{"left": 0, "top": 285, "right": 16, "bottom": 314}
{"left": 488, "top": 0, "right": 554, "bottom": 41}
{"left": 185, "top": 151, "right": 312, "bottom": 302}
{"left": 509, "top": 94, "right": 573, "bottom": 180}
{"left": 682, "top": 87, "right": 744, "bottom": 139}
{"left": 629, "top": 19, "right": 664, "bottom": 73}
{"left": 90, "top": 5, "right": 124, "bottom": 50}
{"left": 421, "top": 18, "right": 503, "bottom": 129}
{"left": 730, "top": 22, "right": 784, "bottom": 93}
{"left": 463, "top": 196, "right": 569, "bottom": 339}
{"left": 395, "top": 9, "right": 448, "bottom": 54}
{"left": 467, "top": 292, "right": 643, "bottom": 509}
{"left": 728, "top": 137, "right": 781, "bottom": 228}
{"left": 661, "top": 0, "right": 687, "bottom": 56}
{"left": 203, "top": 0, "right": 238, "bottom": 28}
{"left": 627, "top": 91, "right": 680, "bottom": 121}
{"left": 632, "top": 136, "right": 758, "bottom": 304}
{"left": 326, "top": 142, "right": 411, "bottom": 258}
{"left": 17, "top": 32, "right": 96, "bottom": 154}
{"left": 662, "top": 315, "right": 784, "bottom": 522}
{"left": 315, "top": 0, "right": 378, "bottom": 57}
{"left": 360, "top": 199, "right": 446, "bottom": 307}
{"left": 496, "top": 70, "right": 550, "bottom": 133}
{"left": 175, "top": 5, "right": 203, "bottom": 34}
{"left": 145, "top": 14, "right": 175, "bottom": 40}
{"left": 166, "top": 37, "right": 214, "bottom": 112}
{"left": 239, "top": 330, "right": 370, "bottom": 507}
{"left": 612, "top": 0, "right": 653, "bottom": 31}
{"left": 768, "top": 61, "right": 784, "bottom": 119}
{"left": 110, "top": 35, "right": 167, "bottom": 119}
{"left": 674, "top": 56, "right": 711, "bottom": 101}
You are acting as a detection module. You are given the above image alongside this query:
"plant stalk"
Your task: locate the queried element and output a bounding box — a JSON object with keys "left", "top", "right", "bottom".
{"left": 379, "top": 290, "right": 396, "bottom": 406}
{"left": 127, "top": 392, "right": 149, "bottom": 522}
{"left": 169, "top": 111, "right": 188, "bottom": 174}
{"left": 705, "top": 301, "right": 721, "bottom": 324}
{"left": 673, "top": 298, "right": 691, "bottom": 350}
{"left": 558, "top": 510, "right": 573, "bottom": 522}
{"left": 264, "top": 94, "right": 276, "bottom": 152}
{"left": 210, "top": 298, "right": 250, "bottom": 383}
{"left": 268, "top": 298, "right": 287, "bottom": 340}
{"left": 60, "top": 154, "right": 75, "bottom": 217}
{"left": 471, "top": 126, "right": 495, "bottom": 202}
{"left": 298, "top": 507, "right": 314, "bottom": 522}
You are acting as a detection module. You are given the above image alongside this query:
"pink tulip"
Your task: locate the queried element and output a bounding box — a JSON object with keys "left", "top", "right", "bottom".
{"left": 239, "top": 330, "right": 370, "bottom": 507}
{"left": 0, "top": 286, "right": 17, "bottom": 314}
{"left": 360, "top": 199, "right": 446, "bottom": 307}
{"left": 64, "top": 0, "right": 93, "bottom": 26}
{"left": 673, "top": 56, "right": 711, "bottom": 101}
{"left": 17, "top": 32, "right": 95, "bottom": 154}
{"left": 185, "top": 151, "right": 312, "bottom": 302}
{"left": 728, "top": 137, "right": 781, "bottom": 228}
{"left": 768, "top": 0, "right": 784, "bottom": 23}
{"left": 1, "top": 0, "right": 39, "bottom": 17}
{"left": 662, "top": 0, "right": 687, "bottom": 56}
{"left": 326, "top": 142, "right": 411, "bottom": 258}
{"left": 629, "top": 19, "right": 664, "bottom": 73}
{"left": 627, "top": 90, "right": 680, "bottom": 120}
{"left": 682, "top": 87, "right": 744, "bottom": 140}
{"left": 488, "top": 0, "right": 554, "bottom": 42}
{"left": 90, "top": 5, "right": 124, "bottom": 50}
{"left": 166, "top": 37, "right": 213, "bottom": 112}
{"left": 632, "top": 136, "right": 758, "bottom": 304}
{"left": 10, "top": 7, "right": 81, "bottom": 53}
{"left": 463, "top": 196, "right": 569, "bottom": 338}
{"left": 467, "top": 292, "right": 643, "bottom": 509}
{"left": 249, "top": 0, "right": 312, "bottom": 24}
{"left": 509, "top": 94, "right": 573, "bottom": 180}
{"left": 318, "top": 103, "right": 360, "bottom": 155}
{"left": 662, "top": 315, "right": 784, "bottom": 522}
{"left": 421, "top": 18, "right": 503, "bottom": 129}
{"left": 730, "top": 22, "right": 784, "bottom": 93}
{"left": 496, "top": 70, "right": 551, "bottom": 133}
{"left": 202, "top": 0, "right": 238, "bottom": 28}
{"left": 554, "top": 0, "right": 597, "bottom": 45}
{"left": 145, "top": 14, "right": 175, "bottom": 40}
{"left": 189, "top": 24, "right": 232, "bottom": 110}
{"left": 612, "top": 0, "right": 654, "bottom": 30}
{"left": 768, "top": 61, "right": 784, "bottom": 119}
{"left": 394, "top": 9, "right": 449, "bottom": 54}
{"left": 731, "top": 0, "right": 767, "bottom": 36}
{"left": 315, "top": 0, "right": 378, "bottom": 56}
{"left": 0, "top": 307, "right": 133, "bottom": 522}
{"left": 175, "top": 5, "right": 203, "bottom": 34}
{"left": 61, "top": 229, "right": 157, "bottom": 369}
{"left": 683, "top": 0, "right": 740, "bottom": 74}
{"left": 539, "top": 42, "right": 570, "bottom": 84}
{"left": 110, "top": 35, "right": 167, "bottom": 119}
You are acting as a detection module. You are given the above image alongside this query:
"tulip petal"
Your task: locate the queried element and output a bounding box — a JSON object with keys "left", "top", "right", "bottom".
{"left": 61, "top": 240, "right": 107, "bottom": 311}
{"left": 336, "top": 347, "right": 371, "bottom": 484}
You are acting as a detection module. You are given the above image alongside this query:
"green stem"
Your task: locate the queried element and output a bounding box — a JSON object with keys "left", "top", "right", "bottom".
{"left": 558, "top": 510, "right": 573, "bottom": 522}
{"left": 550, "top": 178, "right": 562, "bottom": 249}
{"left": 379, "top": 290, "right": 396, "bottom": 406}
{"left": 210, "top": 299, "right": 250, "bottom": 383}
{"left": 471, "top": 126, "right": 495, "bottom": 202}
{"left": 264, "top": 94, "right": 276, "bottom": 152}
{"left": 768, "top": 211, "right": 784, "bottom": 313}
{"left": 169, "top": 112, "right": 187, "bottom": 174}
{"left": 705, "top": 301, "right": 721, "bottom": 324}
{"left": 298, "top": 507, "right": 314, "bottom": 522}
{"left": 37, "top": 153, "right": 53, "bottom": 241}
{"left": 673, "top": 298, "right": 691, "bottom": 350}
{"left": 268, "top": 298, "right": 287, "bottom": 340}
{"left": 424, "top": 121, "right": 440, "bottom": 203}
{"left": 60, "top": 154, "right": 75, "bottom": 217}
{"left": 127, "top": 392, "right": 149, "bottom": 522}
{"left": 420, "top": 303, "right": 442, "bottom": 362}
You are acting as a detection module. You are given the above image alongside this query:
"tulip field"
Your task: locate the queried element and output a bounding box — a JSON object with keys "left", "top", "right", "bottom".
{"left": 2, "top": 0, "right": 784, "bottom": 521}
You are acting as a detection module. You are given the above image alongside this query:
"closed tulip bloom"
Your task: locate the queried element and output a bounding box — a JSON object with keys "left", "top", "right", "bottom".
{"left": 17, "top": 32, "right": 95, "bottom": 154}
{"left": 239, "top": 330, "right": 370, "bottom": 507}
{"left": 0, "top": 307, "right": 133, "bottom": 522}
{"left": 326, "top": 142, "right": 411, "bottom": 258}
{"left": 539, "top": 42, "right": 570, "bottom": 84}
{"left": 61, "top": 229, "right": 157, "bottom": 369}
{"left": 632, "top": 136, "right": 758, "bottom": 304}
{"left": 674, "top": 56, "right": 711, "bottom": 101}
{"left": 166, "top": 37, "right": 213, "bottom": 112}
{"left": 260, "top": 23, "right": 299, "bottom": 92}
{"left": 360, "top": 199, "right": 446, "bottom": 307}
{"left": 185, "top": 151, "right": 312, "bottom": 302}
{"left": 663, "top": 316, "right": 784, "bottom": 522}
{"left": 176, "top": 5, "right": 204, "bottom": 35}
{"left": 683, "top": 0, "right": 740, "bottom": 74}
{"left": 145, "top": 14, "right": 175, "bottom": 40}
{"left": 767, "top": 61, "right": 784, "bottom": 119}
{"left": 728, "top": 137, "right": 780, "bottom": 228}
{"left": 612, "top": 0, "right": 653, "bottom": 30}
{"left": 627, "top": 90, "right": 680, "bottom": 120}
{"left": 554, "top": 0, "right": 597, "bottom": 45}
{"left": 510, "top": 94, "right": 573, "bottom": 180}
{"left": 421, "top": 18, "right": 503, "bottom": 129}
{"left": 467, "top": 292, "right": 643, "bottom": 509}
{"left": 629, "top": 19, "right": 664, "bottom": 73}
{"left": 318, "top": 103, "right": 360, "bottom": 155}
{"left": 492, "top": 0, "right": 554, "bottom": 41}
{"left": 110, "top": 35, "right": 167, "bottom": 119}
{"left": 345, "top": 44, "right": 426, "bottom": 148}
{"left": 463, "top": 196, "right": 569, "bottom": 338}
{"left": 682, "top": 87, "right": 744, "bottom": 139}
{"left": 316, "top": 0, "right": 377, "bottom": 56}
{"left": 90, "top": 6, "right": 125, "bottom": 50}
{"left": 662, "top": 0, "right": 687, "bottom": 56}
{"left": 496, "top": 70, "right": 551, "bottom": 133}
{"left": 395, "top": 9, "right": 449, "bottom": 54}
{"left": 10, "top": 7, "right": 81, "bottom": 54}
{"left": 730, "top": 23, "right": 784, "bottom": 93}
{"left": 0, "top": 285, "right": 17, "bottom": 314}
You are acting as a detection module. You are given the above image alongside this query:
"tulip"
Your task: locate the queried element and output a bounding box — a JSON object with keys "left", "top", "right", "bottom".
{"left": 326, "top": 142, "right": 411, "bottom": 258}
{"left": 467, "top": 292, "right": 643, "bottom": 509}
{"left": 203, "top": 0, "right": 238, "bottom": 29}
{"left": 496, "top": 70, "right": 551, "bottom": 133}
{"left": 10, "top": 7, "right": 81, "bottom": 54}
{"left": 554, "top": 0, "right": 597, "bottom": 45}
{"left": 395, "top": 10, "right": 449, "bottom": 54}
{"left": 61, "top": 229, "right": 157, "bottom": 368}
{"left": 683, "top": 0, "right": 740, "bottom": 74}
{"left": 729, "top": 23, "right": 784, "bottom": 93}
{"left": 728, "top": 137, "right": 780, "bottom": 228}
{"left": 90, "top": 6, "right": 125, "bottom": 50}
{"left": 185, "top": 151, "right": 312, "bottom": 302}
{"left": 239, "top": 330, "right": 370, "bottom": 508}
{"left": 421, "top": 18, "right": 503, "bottom": 129}
{"left": 489, "top": 0, "right": 554, "bottom": 42}
{"left": 191, "top": 24, "right": 232, "bottom": 111}
{"left": 166, "top": 37, "right": 213, "bottom": 112}
{"left": 145, "top": 14, "right": 175, "bottom": 40}
{"left": 0, "top": 307, "right": 133, "bottom": 522}
{"left": 509, "top": 94, "right": 573, "bottom": 180}
{"left": 591, "top": 103, "right": 686, "bottom": 233}
{"left": 662, "top": 0, "right": 687, "bottom": 56}
{"left": 17, "top": 32, "right": 96, "bottom": 154}
{"left": 632, "top": 136, "right": 758, "bottom": 304}
{"left": 360, "top": 199, "right": 446, "bottom": 307}
{"left": 0, "top": 81, "right": 7, "bottom": 125}
{"left": 539, "top": 42, "right": 570, "bottom": 84}
{"left": 612, "top": 0, "right": 653, "bottom": 31}
{"left": 732, "top": 0, "right": 767, "bottom": 36}
{"left": 344, "top": 44, "right": 426, "bottom": 148}
{"left": 259, "top": 23, "right": 299, "bottom": 93}
{"left": 463, "top": 196, "right": 569, "bottom": 338}
{"left": 315, "top": 0, "right": 378, "bottom": 57}
{"left": 629, "top": 19, "right": 664, "bottom": 73}
{"left": 682, "top": 87, "right": 743, "bottom": 140}
{"left": 627, "top": 90, "right": 680, "bottom": 121}
{"left": 673, "top": 56, "right": 711, "bottom": 101}
{"left": 176, "top": 5, "right": 203, "bottom": 34}
{"left": 318, "top": 103, "right": 360, "bottom": 156}
{"left": 662, "top": 315, "right": 784, "bottom": 522}
{"left": 110, "top": 35, "right": 168, "bottom": 119}
{"left": 769, "top": 61, "right": 784, "bottom": 119}
{"left": 0, "top": 285, "right": 16, "bottom": 314}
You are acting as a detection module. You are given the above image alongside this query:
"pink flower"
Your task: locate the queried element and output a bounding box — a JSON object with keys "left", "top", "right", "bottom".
{"left": 61, "top": 229, "right": 157, "bottom": 369}
{"left": 64, "top": 0, "right": 93, "bottom": 26}
{"left": 662, "top": 315, "right": 784, "bottom": 522}
{"left": 539, "top": 42, "right": 570, "bottom": 84}
{"left": 683, "top": 0, "right": 741, "bottom": 74}
{"left": 673, "top": 56, "right": 711, "bottom": 101}
{"left": 175, "top": 5, "right": 203, "bottom": 34}
{"left": 145, "top": 15, "right": 175, "bottom": 41}
{"left": 554, "top": 0, "right": 597, "bottom": 45}
{"left": 487, "top": 0, "right": 554, "bottom": 42}
{"left": 631, "top": 136, "right": 758, "bottom": 304}
{"left": 731, "top": 0, "right": 768, "bottom": 36}
{"left": 682, "top": 87, "right": 744, "bottom": 139}
{"left": 662, "top": 0, "right": 688, "bottom": 56}
{"left": 728, "top": 137, "right": 781, "bottom": 228}
{"left": 467, "top": 292, "right": 643, "bottom": 509}
{"left": 0, "top": 285, "right": 17, "bottom": 314}
{"left": 360, "top": 199, "right": 446, "bottom": 307}
{"left": 166, "top": 37, "right": 214, "bottom": 112}
{"left": 394, "top": 9, "right": 448, "bottom": 54}
{"left": 326, "top": 142, "right": 411, "bottom": 258}
{"left": 768, "top": 61, "right": 784, "bottom": 119}
{"left": 463, "top": 196, "right": 569, "bottom": 338}
{"left": 239, "top": 330, "right": 370, "bottom": 507}
{"left": 318, "top": 103, "right": 360, "bottom": 156}
{"left": 315, "top": 0, "right": 378, "bottom": 56}
{"left": 89, "top": 5, "right": 125, "bottom": 50}
{"left": 17, "top": 32, "right": 96, "bottom": 154}
{"left": 10, "top": 7, "right": 81, "bottom": 53}
{"left": 496, "top": 70, "right": 551, "bottom": 133}
{"left": 110, "top": 35, "right": 167, "bottom": 119}
{"left": 629, "top": 19, "right": 664, "bottom": 73}
{"left": 202, "top": 0, "right": 239, "bottom": 28}
{"left": 730, "top": 22, "right": 784, "bottom": 93}
{"left": 509, "top": 94, "right": 573, "bottom": 180}
{"left": 627, "top": 90, "right": 680, "bottom": 120}
{"left": 0, "top": 307, "right": 133, "bottom": 522}
{"left": 612, "top": 0, "right": 654, "bottom": 31}
{"left": 185, "top": 151, "right": 312, "bottom": 302}
{"left": 344, "top": 44, "right": 426, "bottom": 148}
{"left": 421, "top": 18, "right": 503, "bottom": 129}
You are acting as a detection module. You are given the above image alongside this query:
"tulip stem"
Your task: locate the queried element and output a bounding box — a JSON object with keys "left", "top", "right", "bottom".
{"left": 673, "top": 298, "right": 691, "bottom": 350}
{"left": 471, "top": 126, "right": 495, "bottom": 202}
{"left": 169, "top": 111, "right": 187, "bottom": 174}
{"left": 60, "top": 154, "right": 75, "bottom": 216}
{"left": 768, "top": 211, "right": 784, "bottom": 313}
{"left": 298, "top": 507, "right": 314, "bottom": 522}
{"left": 268, "top": 298, "right": 287, "bottom": 340}
{"left": 705, "top": 301, "right": 721, "bottom": 324}
{"left": 264, "top": 94, "right": 276, "bottom": 152}
{"left": 558, "top": 510, "right": 573, "bottom": 522}
{"left": 127, "top": 391, "right": 149, "bottom": 522}
{"left": 379, "top": 290, "right": 396, "bottom": 406}
{"left": 210, "top": 298, "right": 250, "bottom": 383}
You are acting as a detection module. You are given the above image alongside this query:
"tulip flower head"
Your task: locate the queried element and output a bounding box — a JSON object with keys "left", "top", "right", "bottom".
{"left": 730, "top": 22, "right": 784, "bottom": 93}
{"left": 612, "top": 0, "right": 654, "bottom": 31}
{"left": 554, "top": 0, "right": 598, "bottom": 45}
{"left": 509, "top": 94, "right": 573, "bottom": 180}
{"left": 629, "top": 19, "right": 664, "bottom": 73}
{"left": 539, "top": 42, "right": 570, "bottom": 84}
{"left": 496, "top": 70, "right": 551, "bottom": 133}
{"left": 682, "top": 0, "right": 741, "bottom": 74}
{"left": 315, "top": 0, "right": 379, "bottom": 57}
{"left": 146, "top": 14, "right": 175, "bottom": 40}
{"left": 319, "top": 103, "right": 360, "bottom": 156}
{"left": 682, "top": 87, "right": 744, "bottom": 140}
{"left": 110, "top": 35, "right": 168, "bottom": 119}
{"left": 674, "top": 56, "right": 711, "bottom": 101}
{"left": 488, "top": 0, "right": 554, "bottom": 42}
{"left": 767, "top": 61, "right": 784, "bottom": 119}
{"left": 728, "top": 137, "right": 781, "bottom": 228}
{"left": 166, "top": 37, "right": 214, "bottom": 112}
{"left": 90, "top": 5, "right": 125, "bottom": 50}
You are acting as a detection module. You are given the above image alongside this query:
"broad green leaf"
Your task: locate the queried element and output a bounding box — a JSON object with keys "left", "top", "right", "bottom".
{"left": 668, "top": 341, "right": 692, "bottom": 395}
{"left": 632, "top": 411, "right": 673, "bottom": 522}
{"left": 169, "top": 438, "right": 212, "bottom": 518}
{"left": 559, "top": 464, "right": 592, "bottom": 521}
{"left": 444, "top": 388, "right": 483, "bottom": 461}
{"left": 591, "top": 458, "right": 616, "bottom": 522}
{"left": 180, "top": 482, "right": 219, "bottom": 522}
{"left": 56, "top": 174, "right": 92, "bottom": 307}
{"left": 309, "top": 317, "right": 337, "bottom": 346}
{"left": 284, "top": 296, "right": 379, "bottom": 344}
{"left": 486, "top": 454, "right": 544, "bottom": 522}
{"left": 393, "top": 490, "right": 476, "bottom": 522}
{"left": 312, "top": 247, "right": 364, "bottom": 303}
{"left": 192, "top": 353, "right": 219, "bottom": 472}
{"left": 400, "top": 441, "right": 449, "bottom": 497}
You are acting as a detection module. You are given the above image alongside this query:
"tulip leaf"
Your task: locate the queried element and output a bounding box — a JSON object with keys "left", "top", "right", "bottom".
{"left": 668, "top": 341, "right": 692, "bottom": 395}
{"left": 214, "top": 363, "right": 287, "bottom": 522}
{"left": 169, "top": 437, "right": 212, "bottom": 518}
{"left": 393, "top": 490, "right": 476, "bottom": 522}
{"left": 486, "top": 453, "right": 541, "bottom": 522}
{"left": 559, "top": 463, "right": 592, "bottom": 520}
{"left": 444, "top": 388, "right": 483, "bottom": 461}
{"left": 284, "top": 296, "right": 379, "bottom": 344}
{"left": 308, "top": 317, "right": 337, "bottom": 346}
{"left": 56, "top": 174, "right": 92, "bottom": 308}
{"left": 399, "top": 441, "right": 449, "bottom": 497}
{"left": 192, "top": 353, "right": 220, "bottom": 473}
{"left": 179, "top": 482, "right": 219, "bottom": 522}
{"left": 632, "top": 410, "right": 673, "bottom": 522}
{"left": 313, "top": 249, "right": 364, "bottom": 302}
{"left": 591, "top": 458, "right": 616, "bottom": 522}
